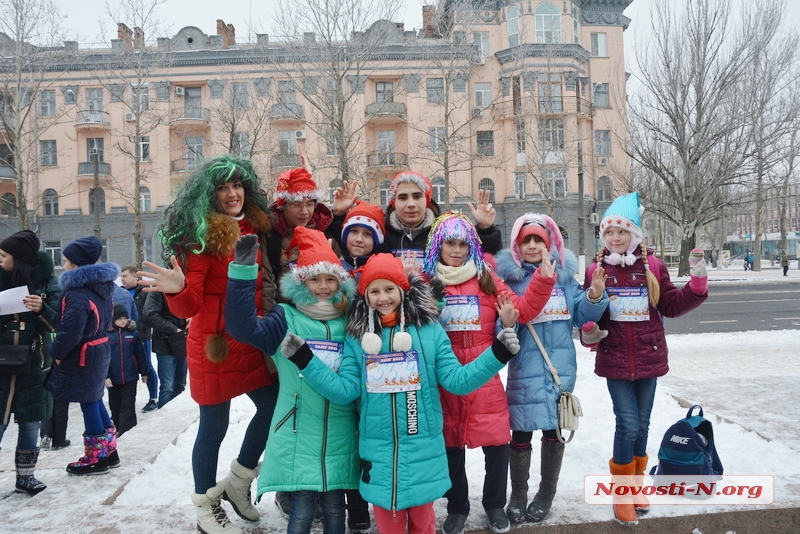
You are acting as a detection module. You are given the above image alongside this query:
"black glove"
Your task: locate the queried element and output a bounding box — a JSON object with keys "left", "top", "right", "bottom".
{"left": 234, "top": 234, "right": 259, "bottom": 266}
{"left": 282, "top": 333, "right": 313, "bottom": 370}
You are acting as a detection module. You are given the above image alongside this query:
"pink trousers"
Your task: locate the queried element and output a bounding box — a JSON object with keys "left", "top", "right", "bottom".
{"left": 373, "top": 502, "right": 436, "bottom": 534}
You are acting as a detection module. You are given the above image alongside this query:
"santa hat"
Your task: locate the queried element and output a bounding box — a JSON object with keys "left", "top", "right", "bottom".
{"left": 422, "top": 211, "right": 486, "bottom": 278}
{"left": 342, "top": 201, "right": 386, "bottom": 246}
{"left": 354, "top": 253, "right": 412, "bottom": 355}
{"left": 286, "top": 226, "right": 350, "bottom": 284}
{"left": 274, "top": 168, "right": 325, "bottom": 209}
{"left": 387, "top": 171, "right": 432, "bottom": 208}
{"left": 509, "top": 213, "right": 566, "bottom": 268}
{"left": 600, "top": 191, "right": 644, "bottom": 262}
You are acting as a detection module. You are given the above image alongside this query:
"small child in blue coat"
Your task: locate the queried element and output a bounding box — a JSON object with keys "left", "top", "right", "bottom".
{"left": 105, "top": 304, "right": 148, "bottom": 437}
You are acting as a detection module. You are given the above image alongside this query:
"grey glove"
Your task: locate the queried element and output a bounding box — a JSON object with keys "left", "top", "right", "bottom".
{"left": 234, "top": 234, "right": 259, "bottom": 266}
{"left": 496, "top": 327, "right": 520, "bottom": 355}
{"left": 690, "top": 258, "right": 707, "bottom": 277}
{"left": 281, "top": 333, "right": 306, "bottom": 358}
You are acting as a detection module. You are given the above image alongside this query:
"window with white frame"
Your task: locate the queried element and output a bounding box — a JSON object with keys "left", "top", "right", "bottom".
{"left": 427, "top": 78, "right": 444, "bottom": 104}
{"left": 184, "top": 87, "right": 202, "bottom": 118}
{"left": 328, "top": 179, "right": 342, "bottom": 203}
{"left": 139, "top": 186, "right": 151, "bottom": 212}
{"left": 516, "top": 119, "right": 526, "bottom": 152}
{"left": 377, "top": 130, "right": 396, "bottom": 164}
{"left": 476, "top": 131, "right": 494, "bottom": 156}
{"left": 535, "top": 2, "right": 562, "bottom": 44}
{"left": 40, "top": 140, "right": 57, "bottom": 166}
{"left": 43, "top": 189, "right": 58, "bottom": 216}
{"left": 186, "top": 136, "right": 203, "bottom": 170}
{"left": 478, "top": 178, "right": 495, "bottom": 203}
{"left": 44, "top": 241, "right": 61, "bottom": 264}
{"left": 86, "top": 88, "right": 103, "bottom": 111}
{"left": 141, "top": 237, "right": 153, "bottom": 263}
{"left": 545, "top": 168, "right": 568, "bottom": 198}
{"left": 40, "top": 90, "right": 55, "bottom": 116}
{"left": 507, "top": 6, "right": 519, "bottom": 47}
{"left": 379, "top": 180, "right": 392, "bottom": 207}
{"left": 376, "top": 81, "right": 394, "bottom": 103}
{"left": 595, "top": 130, "right": 611, "bottom": 156}
{"left": 474, "top": 32, "right": 490, "bottom": 57}
{"left": 538, "top": 119, "right": 565, "bottom": 152}
{"left": 539, "top": 78, "right": 562, "bottom": 112}
{"left": 594, "top": 83, "right": 610, "bottom": 108}
{"left": 132, "top": 86, "right": 149, "bottom": 112}
{"left": 1, "top": 193, "right": 16, "bottom": 216}
{"left": 279, "top": 130, "right": 298, "bottom": 155}
{"left": 233, "top": 132, "right": 250, "bottom": 158}
{"left": 89, "top": 188, "right": 105, "bottom": 215}
{"left": 514, "top": 171, "right": 526, "bottom": 199}
{"left": 474, "top": 83, "right": 492, "bottom": 109}
{"left": 429, "top": 127, "right": 445, "bottom": 153}
{"left": 572, "top": 7, "right": 580, "bottom": 44}
{"left": 432, "top": 177, "right": 446, "bottom": 204}
{"left": 591, "top": 33, "right": 607, "bottom": 57}
{"left": 278, "top": 80, "right": 295, "bottom": 105}
{"left": 326, "top": 131, "right": 340, "bottom": 157}
{"left": 597, "top": 176, "right": 613, "bottom": 201}
{"left": 231, "top": 82, "right": 249, "bottom": 109}
{"left": 137, "top": 136, "right": 150, "bottom": 161}
{"left": 87, "top": 138, "right": 105, "bottom": 162}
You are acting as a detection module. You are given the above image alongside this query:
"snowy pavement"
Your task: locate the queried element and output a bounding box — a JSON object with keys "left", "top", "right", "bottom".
{"left": 0, "top": 272, "right": 798, "bottom": 532}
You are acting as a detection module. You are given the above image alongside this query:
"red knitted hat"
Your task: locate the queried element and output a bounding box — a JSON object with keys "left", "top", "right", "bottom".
{"left": 342, "top": 201, "right": 386, "bottom": 246}
{"left": 517, "top": 223, "right": 551, "bottom": 249}
{"left": 287, "top": 226, "right": 349, "bottom": 283}
{"left": 356, "top": 253, "right": 410, "bottom": 296}
{"left": 388, "top": 171, "right": 432, "bottom": 208}
{"left": 274, "top": 168, "right": 324, "bottom": 208}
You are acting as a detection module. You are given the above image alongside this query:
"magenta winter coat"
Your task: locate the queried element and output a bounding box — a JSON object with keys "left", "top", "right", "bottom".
{"left": 583, "top": 251, "right": 707, "bottom": 380}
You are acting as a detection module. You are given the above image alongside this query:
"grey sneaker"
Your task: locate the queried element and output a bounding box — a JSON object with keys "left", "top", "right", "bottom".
{"left": 442, "top": 513, "right": 468, "bottom": 534}
{"left": 40, "top": 435, "right": 52, "bottom": 450}
{"left": 486, "top": 508, "right": 511, "bottom": 533}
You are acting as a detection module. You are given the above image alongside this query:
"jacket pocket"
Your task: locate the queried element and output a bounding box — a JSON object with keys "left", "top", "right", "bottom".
{"left": 273, "top": 404, "right": 298, "bottom": 433}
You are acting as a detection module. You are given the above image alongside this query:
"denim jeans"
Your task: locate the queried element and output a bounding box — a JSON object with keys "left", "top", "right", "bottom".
{"left": 192, "top": 383, "right": 278, "bottom": 494}
{"left": 606, "top": 377, "right": 658, "bottom": 464}
{"left": 0, "top": 420, "right": 40, "bottom": 450}
{"left": 288, "top": 490, "right": 345, "bottom": 534}
{"left": 144, "top": 340, "right": 158, "bottom": 401}
{"left": 80, "top": 399, "right": 112, "bottom": 436}
{"left": 156, "top": 354, "right": 187, "bottom": 409}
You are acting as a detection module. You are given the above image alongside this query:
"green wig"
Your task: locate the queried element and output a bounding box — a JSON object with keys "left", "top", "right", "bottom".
{"left": 158, "top": 155, "right": 271, "bottom": 264}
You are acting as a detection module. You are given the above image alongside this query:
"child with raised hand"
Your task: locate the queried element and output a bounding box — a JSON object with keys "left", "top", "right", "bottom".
{"left": 494, "top": 213, "right": 609, "bottom": 524}
{"left": 587, "top": 192, "right": 707, "bottom": 526}
{"left": 225, "top": 227, "right": 358, "bottom": 534}
{"left": 275, "top": 253, "right": 522, "bottom": 534}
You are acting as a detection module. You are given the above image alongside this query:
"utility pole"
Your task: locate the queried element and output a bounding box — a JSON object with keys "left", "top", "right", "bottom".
{"left": 577, "top": 140, "right": 585, "bottom": 275}
{"left": 91, "top": 148, "right": 101, "bottom": 238}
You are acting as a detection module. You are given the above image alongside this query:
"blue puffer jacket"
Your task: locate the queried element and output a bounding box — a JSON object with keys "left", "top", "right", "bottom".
{"left": 106, "top": 322, "right": 147, "bottom": 386}
{"left": 495, "top": 248, "right": 608, "bottom": 432}
{"left": 47, "top": 263, "right": 118, "bottom": 403}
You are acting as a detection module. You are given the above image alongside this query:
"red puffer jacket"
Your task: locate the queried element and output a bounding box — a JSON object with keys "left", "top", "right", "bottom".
{"left": 440, "top": 269, "right": 555, "bottom": 448}
{"left": 584, "top": 251, "right": 707, "bottom": 380}
{"left": 166, "top": 208, "right": 276, "bottom": 405}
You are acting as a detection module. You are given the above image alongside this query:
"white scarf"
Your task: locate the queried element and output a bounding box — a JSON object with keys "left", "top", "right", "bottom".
{"left": 296, "top": 300, "right": 344, "bottom": 321}
{"left": 436, "top": 261, "right": 478, "bottom": 286}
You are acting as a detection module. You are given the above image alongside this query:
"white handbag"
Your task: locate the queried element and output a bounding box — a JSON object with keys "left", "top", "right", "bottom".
{"left": 526, "top": 322, "right": 583, "bottom": 444}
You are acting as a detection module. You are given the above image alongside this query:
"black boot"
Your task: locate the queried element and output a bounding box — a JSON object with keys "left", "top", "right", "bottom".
{"left": 505, "top": 446, "right": 531, "bottom": 524}
{"left": 15, "top": 448, "right": 47, "bottom": 495}
{"left": 526, "top": 438, "right": 564, "bottom": 522}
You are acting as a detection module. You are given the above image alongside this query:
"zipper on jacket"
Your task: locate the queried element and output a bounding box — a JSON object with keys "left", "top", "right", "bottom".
{"left": 620, "top": 264, "right": 636, "bottom": 380}
{"left": 273, "top": 393, "right": 298, "bottom": 432}
{"left": 321, "top": 398, "right": 330, "bottom": 492}
{"left": 388, "top": 326, "right": 400, "bottom": 512}
{"left": 118, "top": 329, "right": 126, "bottom": 383}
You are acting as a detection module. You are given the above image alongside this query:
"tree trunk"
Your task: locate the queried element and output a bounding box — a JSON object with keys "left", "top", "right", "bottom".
{"left": 678, "top": 231, "right": 696, "bottom": 277}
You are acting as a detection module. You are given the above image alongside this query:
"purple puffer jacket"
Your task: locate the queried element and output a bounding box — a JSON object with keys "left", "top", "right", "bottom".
{"left": 583, "top": 251, "right": 707, "bottom": 380}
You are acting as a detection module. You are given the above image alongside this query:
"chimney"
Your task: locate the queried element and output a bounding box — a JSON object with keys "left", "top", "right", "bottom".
{"left": 420, "top": 6, "right": 439, "bottom": 39}
{"left": 133, "top": 27, "right": 144, "bottom": 49}
{"left": 256, "top": 34, "right": 269, "bottom": 46}
{"left": 217, "top": 19, "right": 236, "bottom": 48}
{"left": 117, "top": 23, "right": 133, "bottom": 52}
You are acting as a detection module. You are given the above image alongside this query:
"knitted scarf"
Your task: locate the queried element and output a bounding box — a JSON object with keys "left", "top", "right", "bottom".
{"left": 435, "top": 261, "right": 478, "bottom": 286}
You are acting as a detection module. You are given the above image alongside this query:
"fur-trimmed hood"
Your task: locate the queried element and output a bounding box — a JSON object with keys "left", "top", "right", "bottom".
{"left": 205, "top": 203, "right": 272, "bottom": 259}
{"left": 58, "top": 262, "right": 120, "bottom": 297}
{"left": 495, "top": 247, "right": 578, "bottom": 286}
{"left": 279, "top": 273, "right": 356, "bottom": 307}
{"left": 0, "top": 250, "right": 55, "bottom": 292}
{"left": 346, "top": 271, "right": 440, "bottom": 339}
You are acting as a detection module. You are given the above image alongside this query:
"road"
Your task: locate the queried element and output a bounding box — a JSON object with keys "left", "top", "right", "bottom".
{"left": 665, "top": 280, "right": 800, "bottom": 334}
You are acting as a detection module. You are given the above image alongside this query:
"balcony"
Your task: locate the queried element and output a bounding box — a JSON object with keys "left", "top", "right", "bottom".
{"left": 78, "top": 161, "right": 111, "bottom": 176}
{"left": 271, "top": 154, "right": 302, "bottom": 169}
{"left": 170, "top": 158, "right": 203, "bottom": 174}
{"left": 170, "top": 107, "right": 211, "bottom": 126}
{"left": 269, "top": 103, "right": 303, "bottom": 122}
{"left": 491, "top": 96, "right": 593, "bottom": 120}
{"left": 0, "top": 164, "right": 14, "bottom": 180}
{"left": 365, "top": 101, "right": 406, "bottom": 122}
{"left": 74, "top": 110, "right": 110, "bottom": 129}
{"left": 367, "top": 152, "right": 408, "bottom": 168}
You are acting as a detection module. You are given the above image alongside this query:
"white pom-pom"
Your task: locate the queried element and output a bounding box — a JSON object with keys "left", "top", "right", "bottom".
{"left": 393, "top": 331, "right": 412, "bottom": 352}
{"left": 361, "top": 332, "right": 383, "bottom": 355}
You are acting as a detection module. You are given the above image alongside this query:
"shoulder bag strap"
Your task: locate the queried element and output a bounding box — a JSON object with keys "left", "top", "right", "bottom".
{"left": 525, "top": 321, "right": 563, "bottom": 391}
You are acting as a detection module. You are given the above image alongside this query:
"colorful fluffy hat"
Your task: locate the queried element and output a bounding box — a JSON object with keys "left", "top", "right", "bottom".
{"left": 286, "top": 226, "right": 350, "bottom": 284}
{"left": 600, "top": 191, "right": 644, "bottom": 262}
{"left": 341, "top": 201, "right": 386, "bottom": 246}
{"left": 387, "top": 171, "right": 433, "bottom": 208}
{"left": 274, "top": 168, "right": 325, "bottom": 209}
{"left": 509, "top": 213, "right": 565, "bottom": 268}
{"left": 422, "top": 211, "right": 486, "bottom": 278}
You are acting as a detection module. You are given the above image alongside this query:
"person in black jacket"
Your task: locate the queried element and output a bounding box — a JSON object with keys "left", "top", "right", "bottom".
{"left": 142, "top": 290, "right": 188, "bottom": 409}
{"left": 121, "top": 265, "right": 158, "bottom": 412}
{"left": 106, "top": 304, "right": 147, "bottom": 436}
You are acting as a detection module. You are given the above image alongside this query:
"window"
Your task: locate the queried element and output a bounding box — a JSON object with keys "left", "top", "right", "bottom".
{"left": 595, "top": 130, "right": 611, "bottom": 156}
{"left": 597, "top": 176, "right": 613, "bottom": 201}
{"left": 572, "top": 7, "right": 580, "bottom": 44}
{"left": 86, "top": 88, "right": 103, "bottom": 111}
{"left": 87, "top": 138, "right": 104, "bottom": 162}
{"left": 186, "top": 136, "right": 203, "bottom": 170}
{"left": 40, "top": 90, "right": 55, "bottom": 116}
{"left": 89, "top": 187, "right": 105, "bottom": 215}
{"left": 44, "top": 241, "right": 61, "bottom": 265}
{"left": 535, "top": 2, "right": 562, "bottom": 44}
{"left": 379, "top": 180, "right": 391, "bottom": 207}
{"left": 594, "top": 83, "right": 610, "bottom": 108}
{"left": 43, "top": 189, "right": 58, "bottom": 215}
{"left": 132, "top": 86, "right": 149, "bottom": 112}
{"left": 141, "top": 237, "right": 153, "bottom": 263}
{"left": 139, "top": 186, "right": 151, "bottom": 212}
{"left": 40, "top": 140, "right": 57, "bottom": 166}
{"left": 231, "top": 82, "right": 249, "bottom": 109}
{"left": 377, "top": 130, "right": 396, "bottom": 165}
{"left": 474, "top": 83, "right": 492, "bottom": 109}
{"left": 278, "top": 81, "right": 295, "bottom": 105}
{"left": 507, "top": 6, "right": 519, "bottom": 47}
{"left": 538, "top": 119, "right": 565, "bottom": 151}
{"left": 279, "top": 130, "right": 298, "bottom": 155}
{"left": 514, "top": 171, "right": 526, "bottom": 199}
{"left": 328, "top": 179, "right": 342, "bottom": 203}
{"left": 478, "top": 178, "right": 495, "bottom": 203}
{"left": 539, "top": 80, "right": 562, "bottom": 112}
{"left": 376, "top": 81, "right": 394, "bottom": 103}
{"left": 516, "top": 119, "right": 526, "bottom": 152}
{"left": 473, "top": 32, "right": 490, "bottom": 57}
{"left": 591, "top": 33, "right": 607, "bottom": 57}
{"left": 232, "top": 132, "right": 250, "bottom": 158}
{"left": 476, "top": 131, "right": 494, "bottom": 157}
{"left": 427, "top": 78, "right": 444, "bottom": 104}
{"left": 432, "top": 177, "right": 446, "bottom": 204}
{"left": 184, "top": 87, "right": 202, "bottom": 119}
{"left": 545, "top": 168, "right": 568, "bottom": 198}
{"left": 137, "top": 136, "right": 150, "bottom": 161}
{"left": 1, "top": 193, "right": 16, "bottom": 216}
{"left": 326, "top": 131, "right": 340, "bottom": 157}
{"left": 429, "top": 127, "right": 445, "bottom": 153}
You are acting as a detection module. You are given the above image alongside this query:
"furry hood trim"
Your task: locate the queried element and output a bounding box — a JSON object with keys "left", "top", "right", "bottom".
{"left": 279, "top": 272, "right": 356, "bottom": 306}
{"left": 346, "top": 271, "right": 440, "bottom": 340}
{"left": 494, "top": 247, "right": 577, "bottom": 286}
{"left": 58, "top": 262, "right": 120, "bottom": 296}
{"left": 203, "top": 203, "right": 271, "bottom": 259}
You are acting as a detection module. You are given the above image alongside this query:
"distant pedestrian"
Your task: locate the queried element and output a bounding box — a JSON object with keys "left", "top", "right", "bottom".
{"left": 106, "top": 304, "right": 148, "bottom": 436}
{"left": 120, "top": 265, "right": 158, "bottom": 412}
{"left": 780, "top": 250, "right": 789, "bottom": 276}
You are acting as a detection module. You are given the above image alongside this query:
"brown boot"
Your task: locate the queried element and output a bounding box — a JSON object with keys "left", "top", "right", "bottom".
{"left": 608, "top": 459, "right": 638, "bottom": 526}
{"left": 633, "top": 455, "right": 650, "bottom": 514}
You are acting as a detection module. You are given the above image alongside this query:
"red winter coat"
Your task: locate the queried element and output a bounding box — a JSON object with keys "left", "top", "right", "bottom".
{"left": 166, "top": 207, "right": 276, "bottom": 405}
{"left": 440, "top": 269, "right": 555, "bottom": 448}
{"left": 583, "top": 251, "right": 707, "bottom": 380}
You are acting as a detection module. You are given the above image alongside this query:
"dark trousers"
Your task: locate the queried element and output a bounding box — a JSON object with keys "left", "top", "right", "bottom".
{"left": 40, "top": 399, "right": 70, "bottom": 446}
{"left": 108, "top": 381, "right": 138, "bottom": 435}
{"left": 143, "top": 340, "right": 159, "bottom": 401}
{"left": 445, "top": 444, "right": 509, "bottom": 514}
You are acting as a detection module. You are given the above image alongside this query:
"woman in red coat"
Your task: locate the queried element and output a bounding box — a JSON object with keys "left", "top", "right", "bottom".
{"left": 139, "top": 155, "right": 278, "bottom": 534}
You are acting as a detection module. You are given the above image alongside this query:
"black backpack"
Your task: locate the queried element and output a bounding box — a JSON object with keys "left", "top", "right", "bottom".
{"left": 650, "top": 405, "right": 723, "bottom": 477}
